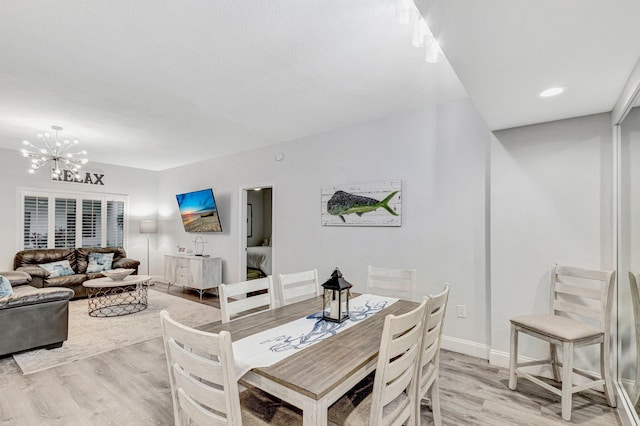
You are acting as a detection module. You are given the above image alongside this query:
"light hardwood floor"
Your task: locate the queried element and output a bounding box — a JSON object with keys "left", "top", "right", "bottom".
{"left": 0, "top": 288, "right": 621, "bottom": 425}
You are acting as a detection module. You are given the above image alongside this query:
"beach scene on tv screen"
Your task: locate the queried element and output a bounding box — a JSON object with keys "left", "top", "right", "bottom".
{"left": 176, "top": 189, "right": 222, "bottom": 232}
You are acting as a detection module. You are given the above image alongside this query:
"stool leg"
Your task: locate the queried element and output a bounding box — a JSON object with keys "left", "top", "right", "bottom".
{"left": 561, "top": 342, "right": 574, "bottom": 421}
{"left": 601, "top": 340, "right": 617, "bottom": 407}
{"left": 509, "top": 323, "right": 518, "bottom": 390}
{"left": 431, "top": 380, "right": 442, "bottom": 426}
{"left": 550, "top": 343, "right": 560, "bottom": 381}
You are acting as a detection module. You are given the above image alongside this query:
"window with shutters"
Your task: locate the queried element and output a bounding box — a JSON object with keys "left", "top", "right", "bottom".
{"left": 54, "top": 198, "right": 76, "bottom": 248}
{"left": 106, "top": 200, "right": 125, "bottom": 247}
{"left": 82, "top": 199, "right": 102, "bottom": 247}
{"left": 23, "top": 196, "right": 49, "bottom": 249}
{"left": 20, "top": 190, "right": 128, "bottom": 250}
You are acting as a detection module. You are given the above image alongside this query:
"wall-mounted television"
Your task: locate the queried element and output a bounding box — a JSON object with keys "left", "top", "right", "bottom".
{"left": 175, "top": 188, "right": 222, "bottom": 233}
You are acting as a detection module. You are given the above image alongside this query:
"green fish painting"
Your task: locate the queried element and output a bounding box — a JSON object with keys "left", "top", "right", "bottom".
{"left": 327, "top": 190, "right": 398, "bottom": 222}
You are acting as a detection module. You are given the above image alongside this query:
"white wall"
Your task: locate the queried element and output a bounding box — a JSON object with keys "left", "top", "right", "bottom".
{"left": 0, "top": 146, "right": 158, "bottom": 272}
{"left": 490, "top": 113, "right": 615, "bottom": 369}
{"left": 156, "top": 98, "right": 491, "bottom": 351}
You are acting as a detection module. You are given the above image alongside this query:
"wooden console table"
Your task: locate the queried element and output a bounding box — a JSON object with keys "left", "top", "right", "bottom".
{"left": 163, "top": 254, "right": 222, "bottom": 300}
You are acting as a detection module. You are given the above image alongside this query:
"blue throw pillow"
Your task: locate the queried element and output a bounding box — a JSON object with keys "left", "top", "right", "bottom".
{"left": 0, "top": 275, "right": 14, "bottom": 297}
{"left": 40, "top": 260, "right": 75, "bottom": 278}
{"left": 87, "top": 252, "right": 114, "bottom": 273}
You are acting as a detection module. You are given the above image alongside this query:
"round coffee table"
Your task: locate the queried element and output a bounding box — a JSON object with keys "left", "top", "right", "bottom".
{"left": 83, "top": 275, "right": 152, "bottom": 317}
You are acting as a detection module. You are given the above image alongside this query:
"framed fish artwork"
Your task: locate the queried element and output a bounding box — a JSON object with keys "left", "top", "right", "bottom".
{"left": 321, "top": 180, "right": 401, "bottom": 226}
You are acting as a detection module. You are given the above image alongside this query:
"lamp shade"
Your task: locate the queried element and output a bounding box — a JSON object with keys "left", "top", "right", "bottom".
{"left": 139, "top": 220, "right": 157, "bottom": 234}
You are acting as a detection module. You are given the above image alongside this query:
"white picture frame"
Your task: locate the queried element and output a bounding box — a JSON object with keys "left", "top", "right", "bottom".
{"left": 321, "top": 180, "right": 401, "bottom": 227}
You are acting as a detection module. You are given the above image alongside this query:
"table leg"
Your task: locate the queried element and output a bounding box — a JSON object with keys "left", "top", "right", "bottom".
{"left": 303, "top": 399, "right": 327, "bottom": 426}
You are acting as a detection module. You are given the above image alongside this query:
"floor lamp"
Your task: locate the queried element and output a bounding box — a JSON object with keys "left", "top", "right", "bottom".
{"left": 139, "top": 220, "right": 157, "bottom": 276}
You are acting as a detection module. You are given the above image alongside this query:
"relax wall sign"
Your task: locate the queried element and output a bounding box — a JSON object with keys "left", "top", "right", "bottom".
{"left": 51, "top": 169, "right": 106, "bottom": 186}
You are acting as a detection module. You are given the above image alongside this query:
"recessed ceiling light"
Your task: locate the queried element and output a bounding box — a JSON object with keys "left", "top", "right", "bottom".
{"left": 539, "top": 87, "right": 566, "bottom": 98}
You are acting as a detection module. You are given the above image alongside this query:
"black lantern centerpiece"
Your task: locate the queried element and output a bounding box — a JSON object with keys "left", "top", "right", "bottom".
{"left": 321, "top": 268, "right": 353, "bottom": 323}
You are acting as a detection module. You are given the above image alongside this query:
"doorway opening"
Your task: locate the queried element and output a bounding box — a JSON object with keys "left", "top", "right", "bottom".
{"left": 239, "top": 184, "right": 274, "bottom": 281}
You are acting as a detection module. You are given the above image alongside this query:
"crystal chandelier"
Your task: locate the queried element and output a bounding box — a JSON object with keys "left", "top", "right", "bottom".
{"left": 21, "top": 125, "right": 88, "bottom": 178}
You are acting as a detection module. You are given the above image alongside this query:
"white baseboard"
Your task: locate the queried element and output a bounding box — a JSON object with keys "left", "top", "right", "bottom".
{"left": 441, "top": 335, "right": 490, "bottom": 360}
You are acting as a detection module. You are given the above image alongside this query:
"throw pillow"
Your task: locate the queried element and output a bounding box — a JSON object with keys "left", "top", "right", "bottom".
{"left": 40, "top": 260, "right": 76, "bottom": 278}
{"left": 87, "top": 252, "right": 114, "bottom": 273}
{"left": 0, "top": 275, "right": 13, "bottom": 297}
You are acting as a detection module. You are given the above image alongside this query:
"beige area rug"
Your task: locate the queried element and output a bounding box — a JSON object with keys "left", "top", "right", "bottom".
{"left": 13, "top": 289, "right": 220, "bottom": 375}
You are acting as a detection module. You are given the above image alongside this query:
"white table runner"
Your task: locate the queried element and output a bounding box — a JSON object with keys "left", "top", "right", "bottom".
{"left": 232, "top": 294, "right": 398, "bottom": 379}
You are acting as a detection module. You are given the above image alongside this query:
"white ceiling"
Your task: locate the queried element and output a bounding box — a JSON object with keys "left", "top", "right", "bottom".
{"left": 416, "top": 0, "right": 640, "bottom": 131}
{"left": 1, "top": 1, "right": 639, "bottom": 171}
{"left": 0, "top": 0, "right": 466, "bottom": 171}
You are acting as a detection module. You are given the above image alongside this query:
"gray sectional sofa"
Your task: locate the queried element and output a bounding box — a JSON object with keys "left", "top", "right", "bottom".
{"left": 0, "top": 271, "right": 74, "bottom": 357}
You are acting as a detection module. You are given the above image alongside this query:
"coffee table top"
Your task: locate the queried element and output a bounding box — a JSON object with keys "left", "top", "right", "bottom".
{"left": 83, "top": 275, "right": 152, "bottom": 288}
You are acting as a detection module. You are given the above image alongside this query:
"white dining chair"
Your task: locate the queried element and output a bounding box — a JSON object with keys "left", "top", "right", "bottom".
{"left": 219, "top": 276, "right": 275, "bottom": 323}
{"left": 159, "top": 310, "right": 302, "bottom": 425}
{"left": 509, "top": 264, "right": 616, "bottom": 421}
{"left": 366, "top": 265, "right": 416, "bottom": 300}
{"left": 328, "top": 298, "right": 427, "bottom": 425}
{"left": 416, "top": 284, "right": 450, "bottom": 426}
{"left": 277, "top": 269, "right": 320, "bottom": 306}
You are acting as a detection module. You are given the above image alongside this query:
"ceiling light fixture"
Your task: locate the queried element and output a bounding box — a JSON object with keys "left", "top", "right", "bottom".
{"left": 397, "top": 2, "right": 445, "bottom": 64}
{"left": 424, "top": 34, "right": 444, "bottom": 63}
{"left": 21, "top": 125, "right": 88, "bottom": 178}
{"left": 396, "top": 0, "right": 418, "bottom": 25}
{"left": 539, "top": 87, "right": 566, "bottom": 98}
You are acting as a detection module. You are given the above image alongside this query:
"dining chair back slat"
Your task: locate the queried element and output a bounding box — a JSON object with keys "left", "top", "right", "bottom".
{"left": 177, "top": 388, "right": 228, "bottom": 426}
{"left": 277, "top": 269, "right": 320, "bottom": 306}
{"left": 367, "top": 265, "right": 416, "bottom": 301}
{"left": 552, "top": 268, "right": 610, "bottom": 326}
{"left": 219, "top": 276, "right": 275, "bottom": 323}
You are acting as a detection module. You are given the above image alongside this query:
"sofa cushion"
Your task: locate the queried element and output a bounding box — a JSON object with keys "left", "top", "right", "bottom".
{"left": 45, "top": 274, "right": 88, "bottom": 288}
{"left": 1, "top": 270, "right": 32, "bottom": 286}
{"left": 14, "top": 248, "right": 76, "bottom": 271}
{"left": 15, "top": 265, "right": 49, "bottom": 280}
{"left": 0, "top": 285, "right": 74, "bottom": 309}
{"left": 0, "top": 276, "right": 13, "bottom": 297}
{"left": 40, "top": 260, "right": 76, "bottom": 278}
{"left": 76, "top": 247, "right": 127, "bottom": 274}
{"left": 86, "top": 252, "right": 114, "bottom": 273}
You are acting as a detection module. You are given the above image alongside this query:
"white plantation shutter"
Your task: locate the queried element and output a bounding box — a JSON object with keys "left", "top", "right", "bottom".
{"left": 82, "top": 199, "right": 102, "bottom": 247}
{"left": 106, "top": 200, "right": 124, "bottom": 247}
{"left": 21, "top": 190, "right": 127, "bottom": 250}
{"left": 23, "top": 196, "right": 49, "bottom": 249}
{"left": 54, "top": 198, "right": 76, "bottom": 248}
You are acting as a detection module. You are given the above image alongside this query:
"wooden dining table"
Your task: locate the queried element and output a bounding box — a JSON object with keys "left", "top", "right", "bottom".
{"left": 200, "top": 294, "right": 418, "bottom": 426}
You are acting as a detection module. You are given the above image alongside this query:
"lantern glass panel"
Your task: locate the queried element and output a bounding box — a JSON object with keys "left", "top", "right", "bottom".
{"left": 340, "top": 289, "right": 349, "bottom": 317}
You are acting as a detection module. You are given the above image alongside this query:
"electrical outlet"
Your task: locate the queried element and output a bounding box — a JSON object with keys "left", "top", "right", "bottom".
{"left": 456, "top": 304, "right": 467, "bottom": 318}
